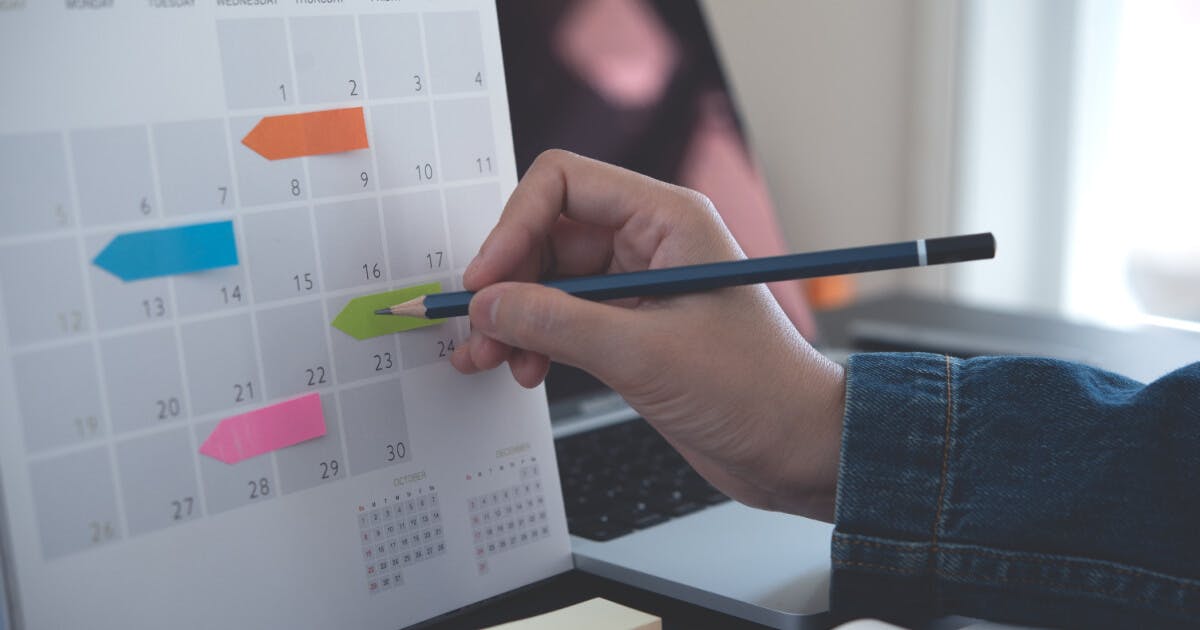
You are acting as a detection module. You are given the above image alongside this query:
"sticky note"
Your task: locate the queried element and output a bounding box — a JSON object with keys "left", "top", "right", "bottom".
{"left": 483, "top": 598, "right": 661, "bottom": 630}
{"left": 199, "top": 393, "right": 325, "bottom": 465}
{"left": 241, "top": 107, "right": 369, "bottom": 160}
{"left": 92, "top": 220, "right": 238, "bottom": 282}
{"left": 331, "top": 283, "right": 443, "bottom": 340}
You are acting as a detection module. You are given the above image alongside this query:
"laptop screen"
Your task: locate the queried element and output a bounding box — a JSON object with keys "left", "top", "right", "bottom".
{"left": 497, "top": 0, "right": 813, "bottom": 410}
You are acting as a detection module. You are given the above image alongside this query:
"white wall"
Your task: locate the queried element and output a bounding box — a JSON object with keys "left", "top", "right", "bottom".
{"left": 703, "top": 0, "right": 949, "bottom": 297}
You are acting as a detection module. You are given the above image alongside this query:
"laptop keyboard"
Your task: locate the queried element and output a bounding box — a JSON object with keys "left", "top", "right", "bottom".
{"left": 555, "top": 419, "right": 730, "bottom": 542}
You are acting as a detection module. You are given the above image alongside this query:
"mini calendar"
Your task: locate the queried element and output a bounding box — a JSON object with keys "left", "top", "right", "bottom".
{"left": 356, "top": 478, "right": 447, "bottom": 595}
{"left": 0, "top": 2, "right": 571, "bottom": 628}
{"left": 467, "top": 458, "right": 551, "bottom": 575}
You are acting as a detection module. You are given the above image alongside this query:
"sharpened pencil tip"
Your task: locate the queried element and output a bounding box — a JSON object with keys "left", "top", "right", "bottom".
{"left": 374, "top": 296, "right": 428, "bottom": 319}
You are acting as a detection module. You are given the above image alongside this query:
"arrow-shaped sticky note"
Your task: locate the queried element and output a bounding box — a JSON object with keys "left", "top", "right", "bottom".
{"left": 199, "top": 393, "right": 326, "bottom": 465}
{"left": 242, "top": 107, "right": 369, "bottom": 160}
{"left": 93, "top": 221, "right": 238, "bottom": 282}
{"left": 331, "top": 283, "right": 444, "bottom": 340}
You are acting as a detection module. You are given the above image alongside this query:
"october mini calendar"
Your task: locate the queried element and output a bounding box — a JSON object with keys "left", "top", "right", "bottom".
{"left": 0, "top": 2, "right": 572, "bottom": 628}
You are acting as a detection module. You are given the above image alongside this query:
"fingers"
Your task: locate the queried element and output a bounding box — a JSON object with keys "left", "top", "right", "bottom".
{"left": 450, "top": 334, "right": 551, "bottom": 387}
{"left": 467, "top": 281, "right": 636, "bottom": 381}
{"left": 508, "top": 349, "right": 550, "bottom": 388}
{"left": 465, "top": 150, "right": 701, "bottom": 289}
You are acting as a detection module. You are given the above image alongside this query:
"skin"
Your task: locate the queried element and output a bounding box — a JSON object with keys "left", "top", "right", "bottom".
{"left": 450, "top": 150, "right": 847, "bottom": 522}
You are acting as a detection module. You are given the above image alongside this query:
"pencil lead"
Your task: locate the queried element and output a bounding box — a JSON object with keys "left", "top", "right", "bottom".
{"left": 378, "top": 295, "right": 427, "bottom": 319}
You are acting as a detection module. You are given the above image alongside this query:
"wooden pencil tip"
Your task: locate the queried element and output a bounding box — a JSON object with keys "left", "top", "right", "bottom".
{"left": 378, "top": 295, "right": 427, "bottom": 318}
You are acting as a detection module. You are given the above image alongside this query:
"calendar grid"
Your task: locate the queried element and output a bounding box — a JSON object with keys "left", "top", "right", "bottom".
{"left": 2, "top": 8, "right": 502, "bottom": 560}
{"left": 417, "top": 11, "right": 459, "bottom": 281}
{"left": 0, "top": 177, "right": 501, "bottom": 254}
{"left": 260, "top": 13, "right": 304, "bottom": 499}
{"left": 342, "top": 14, "right": 388, "bottom": 480}
{"left": 61, "top": 123, "right": 129, "bottom": 546}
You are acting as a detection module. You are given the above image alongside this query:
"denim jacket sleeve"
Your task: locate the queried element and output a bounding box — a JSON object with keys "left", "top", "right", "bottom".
{"left": 830, "top": 353, "right": 1200, "bottom": 629}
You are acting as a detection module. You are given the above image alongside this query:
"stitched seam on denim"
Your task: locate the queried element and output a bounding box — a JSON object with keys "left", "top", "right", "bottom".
{"left": 935, "top": 569, "right": 1196, "bottom": 613}
{"left": 931, "top": 354, "right": 954, "bottom": 564}
{"left": 837, "top": 537, "right": 1200, "bottom": 593}
{"left": 835, "top": 553, "right": 1197, "bottom": 614}
{"left": 832, "top": 560, "right": 927, "bottom": 576}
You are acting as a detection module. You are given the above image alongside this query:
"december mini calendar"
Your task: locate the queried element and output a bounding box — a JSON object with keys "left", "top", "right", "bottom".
{"left": 0, "top": 2, "right": 572, "bottom": 628}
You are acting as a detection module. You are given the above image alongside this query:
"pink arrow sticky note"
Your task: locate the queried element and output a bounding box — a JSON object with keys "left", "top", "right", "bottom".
{"left": 199, "top": 393, "right": 326, "bottom": 464}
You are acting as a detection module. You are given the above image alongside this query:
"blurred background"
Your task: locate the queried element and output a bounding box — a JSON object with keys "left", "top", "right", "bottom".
{"left": 498, "top": 0, "right": 1200, "bottom": 336}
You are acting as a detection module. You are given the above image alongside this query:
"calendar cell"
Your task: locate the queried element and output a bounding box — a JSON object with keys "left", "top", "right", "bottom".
{"left": 115, "top": 428, "right": 202, "bottom": 535}
{"left": 153, "top": 119, "right": 234, "bottom": 217}
{"left": 180, "top": 314, "right": 260, "bottom": 416}
{"left": 254, "top": 300, "right": 332, "bottom": 399}
{"left": 0, "top": 132, "right": 73, "bottom": 235}
{"left": 71, "top": 126, "right": 156, "bottom": 227}
{"left": 423, "top": 12, "right": 487, "bottom": 94}
{"left": 14, "top": 342, "right": 105, "bottom": 454}
{"left": 85, "top": 234, "right": 172, "bottom": 331}
{"left": 241, "top": 206, "right": 320, "bottom": 303}
{"left": 358, "top": 13, "right": 426, "bottom": 98}
{"left": 381, "top": 191, "right": 449, "bottom": 277}
{"left": 327, "top": 291, "right": 399, "bottom": 384}
{"left": 100, "top": 328, "right": 185, "bottom": 435}
{"left": 435, "top": 97, "right": 496, "bottom": 182}
{"left": 398, "top": 318, "right": 460, "bottom": 370}
{"left": 308, "top": 149, "right": 375, "bottom": 199}
{"left": 444, "top": 182, "right": 502, "bottom": 263}
{"left": 0, "top": 238, "right": 88, "bottom": 346}
{"left": 230, "top": 116, "right": 309, "bottom": 207}
{"left": 371, "top": 102, "right": 438, "bottom": 190}
{"left": 195, "top": 419, "right": 276, "bottom": 515}
{"left": 277, "top": 394, "right": 345, "bottom": 494}
{"left": 339, "top": 379, "right": 412, "bottom": 476}
{"left": 217, "top": 19, "right": 293, "bottom": 109}
{"left": 173, "top": 264, "right": 250, "bottom": 317}
{"left": 29, "top": 446, "right": 121, "bottom": 559}
{"left": 290, "top": 16, "right": 363, "bottom": 105}
{"left": 313, "top": 198, "right": 386, "bottom": 291}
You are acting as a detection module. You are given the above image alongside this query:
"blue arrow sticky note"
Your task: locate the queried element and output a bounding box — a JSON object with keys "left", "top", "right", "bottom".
{"left": 93, "top": 221, "right": 239, "bottom": 281}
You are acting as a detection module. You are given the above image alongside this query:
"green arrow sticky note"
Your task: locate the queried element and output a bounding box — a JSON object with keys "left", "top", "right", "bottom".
{"left": 331, "top": 283, "right": 444, "bottom": 340}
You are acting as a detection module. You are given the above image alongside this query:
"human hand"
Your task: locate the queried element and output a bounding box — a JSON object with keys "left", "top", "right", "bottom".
{"left": 451, "top": 150, "right": 846, "bottom": 521}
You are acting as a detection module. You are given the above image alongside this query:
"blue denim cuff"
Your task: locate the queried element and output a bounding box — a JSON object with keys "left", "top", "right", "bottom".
{"left": 834, "top": 352, "right": 951, "bottom": 543}
{"left": 828, "top": 353, "right": 1200, "bottom": 627}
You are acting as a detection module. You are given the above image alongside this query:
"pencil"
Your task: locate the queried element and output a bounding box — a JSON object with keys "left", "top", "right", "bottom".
{"left": 375, "top": 233, "right": 995, "bottom": 319}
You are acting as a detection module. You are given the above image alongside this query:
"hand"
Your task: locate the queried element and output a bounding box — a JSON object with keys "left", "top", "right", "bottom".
{"left": 451, "top": 150, "right": 846, "bottom": 521}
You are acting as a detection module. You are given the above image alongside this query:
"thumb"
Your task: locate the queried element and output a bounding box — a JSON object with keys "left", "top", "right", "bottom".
{"left": 469, "top": 282, "right": 636, "bottom": 378}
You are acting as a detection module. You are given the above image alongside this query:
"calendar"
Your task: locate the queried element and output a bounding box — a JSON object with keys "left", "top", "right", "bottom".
{"left": 0, "top": 2, "right": 571, "bottom": 628}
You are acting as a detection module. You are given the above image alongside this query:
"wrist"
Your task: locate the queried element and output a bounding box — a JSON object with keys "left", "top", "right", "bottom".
{"left": 768, "top": 347, "right": 847, "bottom": 521}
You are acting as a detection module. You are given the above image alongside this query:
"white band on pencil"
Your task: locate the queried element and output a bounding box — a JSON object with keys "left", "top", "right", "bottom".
{"left": 916, "top": 239, "right": 928, "bottom": 266}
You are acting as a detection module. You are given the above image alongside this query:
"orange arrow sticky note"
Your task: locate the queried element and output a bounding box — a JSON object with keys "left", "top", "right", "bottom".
{"left": 241, "top": 107, "right": 369, "bottom": 160}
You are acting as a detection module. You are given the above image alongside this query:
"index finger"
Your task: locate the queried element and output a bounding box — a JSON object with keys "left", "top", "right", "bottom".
{"left": 464, "top": 150, "right": 683, "bottom": 289}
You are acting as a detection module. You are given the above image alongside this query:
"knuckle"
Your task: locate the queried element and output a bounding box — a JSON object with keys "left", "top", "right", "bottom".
{"left": 684, "top": 188, "right": 717, "bottom": 215}
{"left": 530, "top": 148, "right": 575, "bottom": 173}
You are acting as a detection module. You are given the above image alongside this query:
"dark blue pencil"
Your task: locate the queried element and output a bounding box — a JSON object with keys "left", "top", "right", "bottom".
{"left": 375, "top": 233, "right": 995, "bottom": 319}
